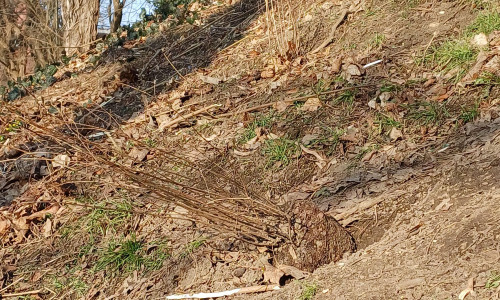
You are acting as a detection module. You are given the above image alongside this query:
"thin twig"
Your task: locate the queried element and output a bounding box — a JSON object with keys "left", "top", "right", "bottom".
{"left": 310, "top": 9, "right": 349, "bottom": 54}
{"left": 159, "top": 104, "right": 221, "bottom": 130}
{"left": 0, "top": 277, "right": 24, "bottom": 293}
{"left": 162, "top": 51, "right": 186, "bottom": 80}
{"left": 2, "top": 289, "right": 44, "bottom": 298}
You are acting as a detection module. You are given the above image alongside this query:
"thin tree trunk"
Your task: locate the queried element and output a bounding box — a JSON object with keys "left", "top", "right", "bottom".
{"left": 110, "top": 0, "right": 125, "bottom": 33}
{"left": 61, "top": 0, "right": 100, "bottom": 56}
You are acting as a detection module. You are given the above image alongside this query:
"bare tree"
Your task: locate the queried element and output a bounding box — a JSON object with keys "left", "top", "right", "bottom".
{"left": 61, "top": 0, "right": 100, "bottom": 56}
{"left": 109, "top": 0, "right": 125, "bottom": 33}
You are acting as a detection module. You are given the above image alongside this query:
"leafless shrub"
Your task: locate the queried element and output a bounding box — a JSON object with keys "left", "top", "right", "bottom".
{"left": 264, "top": 0, "right": 303, "bottom": 59}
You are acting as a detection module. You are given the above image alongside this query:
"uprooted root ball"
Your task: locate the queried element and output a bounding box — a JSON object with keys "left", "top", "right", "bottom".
{"left": 275, "top": 201, "right": 356, "bottom": 273}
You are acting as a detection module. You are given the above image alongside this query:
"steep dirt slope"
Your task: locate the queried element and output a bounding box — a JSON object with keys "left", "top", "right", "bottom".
{"left": 247, "top": 118, "right": 500, "bottom": 299}
{"left": 1, "top": 0, "right": 500, "bottom": 299}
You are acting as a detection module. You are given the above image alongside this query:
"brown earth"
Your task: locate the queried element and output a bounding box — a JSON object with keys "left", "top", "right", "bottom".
{"left": 1, "top": 0, "right": 500, "bottom": 299}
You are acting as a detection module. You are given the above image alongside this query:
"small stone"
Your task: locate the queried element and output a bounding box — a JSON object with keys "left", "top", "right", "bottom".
{"left": 472, "top": 33, "right": 488, "bottom": 47}
{"left": 346, "top": 64, "right": 361, "bottom": 76}
{"left": 233, "top": 267, "right": 246, "bottom": 278}
{"left": 379, "top": 92, "right": 392, "bottom": 102}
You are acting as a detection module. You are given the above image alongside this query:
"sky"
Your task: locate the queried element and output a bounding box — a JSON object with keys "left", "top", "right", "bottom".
{"left": 98, "top": 0, "right": 155, "bottom": 29}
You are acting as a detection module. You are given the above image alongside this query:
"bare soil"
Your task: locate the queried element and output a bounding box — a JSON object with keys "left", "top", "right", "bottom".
{"left": 1, "top": 0, "right": 500, "bottom": 299}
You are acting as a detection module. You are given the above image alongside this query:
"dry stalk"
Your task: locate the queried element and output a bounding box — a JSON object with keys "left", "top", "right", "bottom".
{"left": 5, "top": 105, "right": 289, "bottom": 246}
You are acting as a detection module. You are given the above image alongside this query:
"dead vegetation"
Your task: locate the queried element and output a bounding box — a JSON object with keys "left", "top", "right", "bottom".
{"left": 1, "top": 0, "right": 500, "bottom": 299}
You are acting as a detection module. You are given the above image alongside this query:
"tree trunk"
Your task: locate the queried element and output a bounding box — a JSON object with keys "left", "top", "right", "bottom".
{"left": 61, "top": 0, "right": 100, "bottom": 56}
{"left": 110, "top": 0, "right": 125, "bottom": 33}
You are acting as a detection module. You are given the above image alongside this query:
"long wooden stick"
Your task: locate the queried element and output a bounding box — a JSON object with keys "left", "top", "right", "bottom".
{"left": 216, "top": 84, "right": 376, "bottom": 118}
{"left": 160, "top": 104, "right": 221, "bottom": 130}
{"left": 2, "top": 289, "right": 44, "bottom": 298}
{"left": 310, "top": 9, "right": 349, "bottom": 54}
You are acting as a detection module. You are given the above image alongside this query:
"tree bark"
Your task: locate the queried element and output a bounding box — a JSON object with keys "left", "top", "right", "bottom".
{"left": 110, "top": 0, "right": 125, "bottom": 33}
{"left": 61, "top": 0, "right": 100, "bottom": 56}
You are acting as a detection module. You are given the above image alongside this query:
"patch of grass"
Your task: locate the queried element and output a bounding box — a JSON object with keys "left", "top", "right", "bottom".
{"left": 334, "top": 90, "right": 356, "bottom": 106}
{"left": 474, "top": 72, "right": 500, "bottom": 85}
{"left": 466, "top": 11, "right": 500, "bottom": 36}
{"left": 263, "top": 138, "right": 299, "bottom": 167}
{"left": 312, "top": 79, "right": 331, "bottom": 94}
{"left": 370, "top": 33, "right": 386, "bottom": 48}
{"left": 428, "top": 39, "right": 477, "bottom": 80}
{"left": 53, "top": 276, "right": 88, "bottom": 296}
{"left": 180, "top": 238, "right": 206, "bottom": 258}
{"left": 486, "top": 271, "right": 500, "bottom": 289}
{"left": 144, "top": 239, "right": 171, "bottom": 271}
{"left": 299, "top": 282, "right": 318, "bottom": 300}
{"left": 380, "top": 83, "right": 400, "bottom": 93}
{"left": 144, "top": 138, "right": 157, "bottom": 148}
{"left": 94, "top": 235, "right": 144, "bottom": 274}
{"left": 86, "top": 199, "right": 132, "bottom": 235}
{"left": 309, "top": 126, "right": 345, "bottom": 156}
{"left": 374, "top": 113, "right": 401, "bottom": 134}
{"left": 238, "top": 113, "right": 274, "bottom": 144}
{"left": 408, "top": 101, "right": 450, "bottom": 124}
{"left": 459, "top": 102, "right": 480, "bottom": 123}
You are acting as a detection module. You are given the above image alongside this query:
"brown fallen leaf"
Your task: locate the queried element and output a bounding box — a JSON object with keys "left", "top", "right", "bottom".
{"left": 300, "top": 98, "right": 322, "bottom": 112}
{"left": 247, "top": 50, "right": 260, "bottom": 58}
{"left": 26, "top": 205, "right": 60, "bottom": 221}
{"left": 128, "top": 147, "right": 149, "bottom": 162}
{"left": 42, "top": 219, "right": 53, "bottom": 238}
{"left": 300, "top": 145, "right": 326, "bottom": 169}
{"left": 261, "top": 69, "right": 275, "bottom": 79}
{"left": 331, "top": 57, "right": 342, "bottom": 73}
{"left": 389, "top": 127, "right": 403, "bottom": 141}
{"left": 263, "top": 264, "right": 284, "bottom": 284}
{"left": 233, "top": 149, "right": 256, "bottom": 156}
{"left": 0, "top": 217, "right": 10, "bottom": 235}
{"left": 278, "top": 265, "right": 309, "bottom": 280}
{"left": 274, "top": 100, "right": 292, "bottom": 112}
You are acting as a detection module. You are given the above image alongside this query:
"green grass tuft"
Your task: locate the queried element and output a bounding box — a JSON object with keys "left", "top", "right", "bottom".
{"left": 430, "top": 40, "right": 476, "bottom": 73}
{"left": 86, "top": 199, "right": 132, "bottom": 235}
{"left": 374, "top": 113, "right": 401, "bottom": 134}
{"left": 94, "top": 235, "right": 144, "bottom": 273}
{"left": 239, "top": 113, "right": 274, "bottom": 144}
{"left": 334, "top": 90, "right": 356, "bottom": 106}
{"left": 308, "top": 126, "right": 345, "bottom": 156}
{"left": 299, "top": 282, "right": 318, "bottom": 300}
{"left": 180, "top": 238, "right": 206, "bottom": 258}
{"left": 459, "top": 103, "right": 480, "bottom": 123}
{"left": 370, "top": 33, "right": 386, "bottom": 48}
{"left": 408, "top": 101, "right": 450, "bottom": 124}
{"left": 486, "top": 271, "right": 500, "bottom": 289}
{"left": 263, "top": 138, "right": 299, "bottom": 167}
{"left": 466, "top": 11, "right": 500, "bottom": 36}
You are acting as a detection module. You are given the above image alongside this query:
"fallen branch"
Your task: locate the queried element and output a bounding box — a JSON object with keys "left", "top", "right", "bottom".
{"left": 159, "top": 104, "right": 221, "bottom": 130}
{"left": 2, "top": 289, "right": 44, "bottom": 298}
{"left": 310, "top": 9, "right": 349, "bottom": 54}
{"left": 165, "top": 285, "right": 280, "bottom": 299}
{"left": 216, "top": 84, "right": 376, "bottom": 118}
